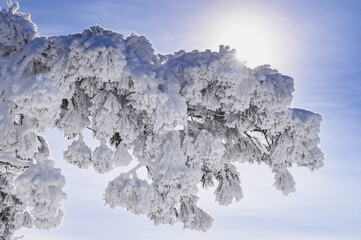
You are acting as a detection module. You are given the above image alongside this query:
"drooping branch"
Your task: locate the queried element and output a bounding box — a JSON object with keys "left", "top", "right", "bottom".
{"left": 0, "top": 3, "right": 324, "bottom": 239}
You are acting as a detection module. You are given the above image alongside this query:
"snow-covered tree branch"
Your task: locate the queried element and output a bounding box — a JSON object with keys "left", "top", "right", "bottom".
{"left": 0, "top": 2, "right": 324, "bottom": 239}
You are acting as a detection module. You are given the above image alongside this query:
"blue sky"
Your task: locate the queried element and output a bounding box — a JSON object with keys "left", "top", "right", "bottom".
{"left": 11, "top": 0, "right": 361, "bottom": 239}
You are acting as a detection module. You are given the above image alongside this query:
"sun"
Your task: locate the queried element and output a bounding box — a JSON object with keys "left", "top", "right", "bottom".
{"left": 221, "top": 21, "right": 277, "bottom": 68}
{"left": 190, "top": 6, "right": 289, "bottom": 69}
{"left": 210, "top": 15, "right": 284, "bottom": 68}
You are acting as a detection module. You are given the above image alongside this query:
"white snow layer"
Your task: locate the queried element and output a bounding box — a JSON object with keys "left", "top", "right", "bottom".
{"left": 0, "top": 2, "right": 324, "bottom": 238}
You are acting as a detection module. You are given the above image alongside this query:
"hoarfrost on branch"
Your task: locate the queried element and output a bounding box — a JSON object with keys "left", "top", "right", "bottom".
{"left": 0, "top": 2, "right": 324, "bottom": 239}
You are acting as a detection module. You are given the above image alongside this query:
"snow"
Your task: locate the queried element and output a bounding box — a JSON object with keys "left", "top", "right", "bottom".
{"left": 0, "top": 2, "right": 324, "bottom": 239}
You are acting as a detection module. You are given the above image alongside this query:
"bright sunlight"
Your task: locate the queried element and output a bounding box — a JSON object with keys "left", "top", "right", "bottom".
{"left": 190, "top": 3, "right": 290, "bottom": 69}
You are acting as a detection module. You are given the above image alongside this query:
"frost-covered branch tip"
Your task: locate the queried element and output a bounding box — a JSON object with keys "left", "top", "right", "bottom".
{"left": 0, "top": 3, "right": 324, "bottom": 239}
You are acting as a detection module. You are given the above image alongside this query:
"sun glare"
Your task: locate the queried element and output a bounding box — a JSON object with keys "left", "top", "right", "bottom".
{"left": 213, "top": 15, "right": 284, "bottom": 68}
{"left": 223, "top": 22, "right": 277, "bottom": 67}
{"left": 191, "top": 5, "right": 290, "bottom": 69}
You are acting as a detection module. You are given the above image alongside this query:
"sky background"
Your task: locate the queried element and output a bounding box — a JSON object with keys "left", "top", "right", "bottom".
{"left": 9, "top": 0, "right": 361, "bottom": 239}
